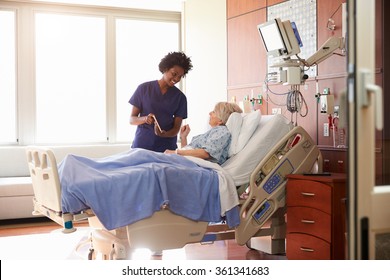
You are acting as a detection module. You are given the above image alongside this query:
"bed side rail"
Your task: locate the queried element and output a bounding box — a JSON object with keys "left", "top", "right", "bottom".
{"left": 235, "top": 126, "right": 321, "bottom": 245}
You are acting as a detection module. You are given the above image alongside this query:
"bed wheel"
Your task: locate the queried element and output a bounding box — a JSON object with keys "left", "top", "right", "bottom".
{"left": 88, "top": 249, "right": 95, "bottom": 260}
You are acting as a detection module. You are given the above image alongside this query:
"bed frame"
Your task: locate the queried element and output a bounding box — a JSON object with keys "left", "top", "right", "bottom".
{"left": 26, "top": 125, "right": 322, "bottom": 259}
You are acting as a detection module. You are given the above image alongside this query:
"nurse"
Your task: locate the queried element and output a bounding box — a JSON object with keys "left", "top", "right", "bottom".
{"left": 129, "top": 51, "right": 193, "bottom": 152}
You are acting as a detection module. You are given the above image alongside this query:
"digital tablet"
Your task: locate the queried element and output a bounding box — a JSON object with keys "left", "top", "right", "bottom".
{"left": 152, "top": 115, "right": 162, "bottom": 133}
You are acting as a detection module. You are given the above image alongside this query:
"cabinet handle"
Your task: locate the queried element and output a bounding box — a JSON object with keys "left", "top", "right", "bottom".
{"left": 300, "top": 247, "right": 315, "bottom": 252}
{"left": 301, "top": 219, "right": 315, "bottom": 224}
{"left": 301, "top": 192, "right": 315, "bottom": 197}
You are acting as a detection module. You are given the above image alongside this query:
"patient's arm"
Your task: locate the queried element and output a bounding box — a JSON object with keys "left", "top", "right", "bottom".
{"left": 164, "top": 147, "right": 210, "bottom": 160}
{"left": 179, "top": 124, "right": 190, "bottom": 147}
{"left": 176, "top": 148, "right": 210, "bottom": 159}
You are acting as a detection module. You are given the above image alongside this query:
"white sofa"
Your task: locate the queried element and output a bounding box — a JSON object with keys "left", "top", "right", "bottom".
{"left": 0, "top": 145, "right": 130, "bottom": 220}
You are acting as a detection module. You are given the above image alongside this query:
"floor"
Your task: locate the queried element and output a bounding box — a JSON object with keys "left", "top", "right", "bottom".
{"left": 0, "top": 218, "right": 287, "bottom": 260}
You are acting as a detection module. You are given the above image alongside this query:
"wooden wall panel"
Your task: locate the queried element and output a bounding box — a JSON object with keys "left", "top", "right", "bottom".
{"left": 267, "top": 0, "right": 287, "bottom": 7}
{"left": 316, "top": 0, "right": 347, "bottom": 76}
{"left": 227, "top": 9, "right": 266, "bottom": 88}
{"left": 227, "top": 0, "right": 266, "bottom": 19}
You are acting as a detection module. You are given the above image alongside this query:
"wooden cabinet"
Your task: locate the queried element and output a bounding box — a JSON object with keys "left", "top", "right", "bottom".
{"left": 319, "top": 148, "right": 347, "bottom": 173}
{"left": 286, "top": 173, "right": 347, "bottom": 260}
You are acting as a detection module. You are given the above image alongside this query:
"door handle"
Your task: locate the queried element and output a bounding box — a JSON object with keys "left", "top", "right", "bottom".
{"left": 360, "top": 69, "right": 383, "bottom": 130}
{"left": 365, "top": 84, "right": 383, "bottom": 130}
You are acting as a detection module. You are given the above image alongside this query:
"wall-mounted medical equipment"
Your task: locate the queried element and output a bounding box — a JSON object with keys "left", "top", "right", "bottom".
{"left": 258, "top": 18, "right": 345, "bottom": 79}
{"left": 257, "top": 18, "right": 345, "bottom": 118}
{"left": 320, "top": 88, "right": 334, "bottom": 114}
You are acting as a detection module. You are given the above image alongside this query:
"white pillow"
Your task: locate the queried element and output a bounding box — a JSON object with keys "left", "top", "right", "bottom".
{"left": 237, "top": 110, "right": 261, "bottom": 151}
{"left": 226, "top": 110, "right": 261, "bottom": 157}
{"left": 225, "top": 112, "right": 243, "bottom": 157}
{"left": 222, "top": 114, "right": 293, "bottom": 185}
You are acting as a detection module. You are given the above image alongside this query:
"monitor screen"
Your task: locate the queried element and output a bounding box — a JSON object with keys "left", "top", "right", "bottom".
{"left": 258, "top": 19, "right": 287, "bottom": 58}
{"left": 258, "top": 18, "right": 301, "bottom": 60}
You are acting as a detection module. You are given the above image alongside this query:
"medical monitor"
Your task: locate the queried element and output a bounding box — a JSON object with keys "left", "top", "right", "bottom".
{"left": 258, "top": 18, "right": 301, "bottom": 60}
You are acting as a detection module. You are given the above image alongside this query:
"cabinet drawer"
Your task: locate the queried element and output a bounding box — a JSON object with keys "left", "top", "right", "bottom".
{"left": 286, "top": 233, "right": 330, "bottom": 260}
{"left": 286, "top": 180, "right": 331, "bottom": 213}
{"left": 287, "top": 206, "right": 331, "bottom": 242}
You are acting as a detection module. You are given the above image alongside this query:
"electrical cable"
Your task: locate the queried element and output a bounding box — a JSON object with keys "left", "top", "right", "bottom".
{"left": 286, "top": 86, "right": 308, "bottom": 120}
{"left": 327, "top": 3, "right": 342, "bottom": 30}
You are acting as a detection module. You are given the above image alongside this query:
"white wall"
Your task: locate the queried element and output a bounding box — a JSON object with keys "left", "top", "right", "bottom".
{"left": 182, "top": 0, "right": 227, "bottom": 139}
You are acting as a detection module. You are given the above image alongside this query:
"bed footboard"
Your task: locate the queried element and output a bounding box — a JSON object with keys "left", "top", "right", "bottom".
{"left": 235, "top": 126, "right": 322, "bottom": 247}
{"left": 26, "top": 147, "right": 91, "bottom": 233}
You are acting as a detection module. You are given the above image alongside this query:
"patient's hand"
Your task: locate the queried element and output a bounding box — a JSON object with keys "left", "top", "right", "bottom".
{"left": 180, "top": 124, "right": 190, "bottom": 138}
{"left": 179, "top": 124, "right": 190, "bottom": 148}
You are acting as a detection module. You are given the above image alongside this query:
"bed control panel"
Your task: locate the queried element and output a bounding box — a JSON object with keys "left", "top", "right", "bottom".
{"left": 262, "top": 159, "right": 294, "bottom": 194}
{"left": 253, "top": 201, "right": 273, "bottom": 224}
{"left": 263, "top": 173, "right": 282, "bottom": 194}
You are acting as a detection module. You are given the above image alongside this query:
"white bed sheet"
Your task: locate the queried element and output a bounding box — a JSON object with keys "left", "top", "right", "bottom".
{"left": 184, "top": 156, "right": 239, "bottom": 216}
{"left": 222, "top": 114, "right": 293, "bottom": 186}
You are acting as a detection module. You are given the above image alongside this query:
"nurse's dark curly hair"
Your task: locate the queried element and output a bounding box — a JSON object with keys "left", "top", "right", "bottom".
{"left": 158, "top": 51, "right": 193, "bottom": 76}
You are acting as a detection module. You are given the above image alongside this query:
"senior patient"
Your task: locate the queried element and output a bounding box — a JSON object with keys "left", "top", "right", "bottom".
{"left": 165, "top": 102, "right": 242, "bottom": 165}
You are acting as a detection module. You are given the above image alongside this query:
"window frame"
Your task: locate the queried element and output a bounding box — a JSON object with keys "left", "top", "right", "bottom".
{"left": 0, "top": 8, "right": 17, "bottom": 144}
{"left": 0, "top": 0, "right": 181, "bottom": 146}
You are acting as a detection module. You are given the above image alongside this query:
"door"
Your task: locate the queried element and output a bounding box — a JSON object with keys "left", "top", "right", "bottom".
{"left": 348, "top": 0, "right": 390, "bottom": 260}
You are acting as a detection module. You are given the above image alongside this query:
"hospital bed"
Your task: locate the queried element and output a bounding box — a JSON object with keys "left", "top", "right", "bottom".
{"left": 26, "top": 114, "right": 322, "bottom": 259}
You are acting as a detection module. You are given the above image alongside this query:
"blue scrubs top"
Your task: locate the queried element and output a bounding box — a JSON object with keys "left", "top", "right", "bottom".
{"left": 129, "top": 80, "right": 187, "bottom": 152}
{"left": 189, "top": 125, "right": 231, "bottom": 165}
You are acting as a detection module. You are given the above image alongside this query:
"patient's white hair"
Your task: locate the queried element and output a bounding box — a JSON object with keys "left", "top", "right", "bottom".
{"left": 214, "top": 102, "right": 242, "bottom": 125}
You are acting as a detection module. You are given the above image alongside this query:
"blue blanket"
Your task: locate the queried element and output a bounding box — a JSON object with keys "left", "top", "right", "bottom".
{"left": 59, "top": 149, "right": 239, "bottom": 230}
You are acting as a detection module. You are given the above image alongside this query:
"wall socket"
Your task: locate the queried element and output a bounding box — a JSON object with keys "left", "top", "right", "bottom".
{"left": 323, "top": 123, "right": 329, "bottom": 137}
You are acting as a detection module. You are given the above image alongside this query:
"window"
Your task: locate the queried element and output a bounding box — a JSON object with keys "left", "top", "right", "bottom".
{"left": 35, "top": 13, "right": 106, "bottom": 143}
{"left": 0, "top": 10, "right": 16, "bottom": 144}
{"left": 1, "top": 1, "right": 181, "bottom": 145}
{"left": 115, "top": 19, "right": 179, "bottom": 142}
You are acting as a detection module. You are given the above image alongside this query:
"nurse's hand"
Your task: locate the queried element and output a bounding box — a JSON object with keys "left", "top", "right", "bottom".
{"left": 142, "top": 113, "right": 155, "bottom": 125}
{"left": 154, "top": 125, "right": 166, "bottom": 136}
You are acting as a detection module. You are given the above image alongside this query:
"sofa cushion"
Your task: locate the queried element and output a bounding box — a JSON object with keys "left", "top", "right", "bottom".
{"left": 0, "top": 177, "right": 33, "bottom": 196}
